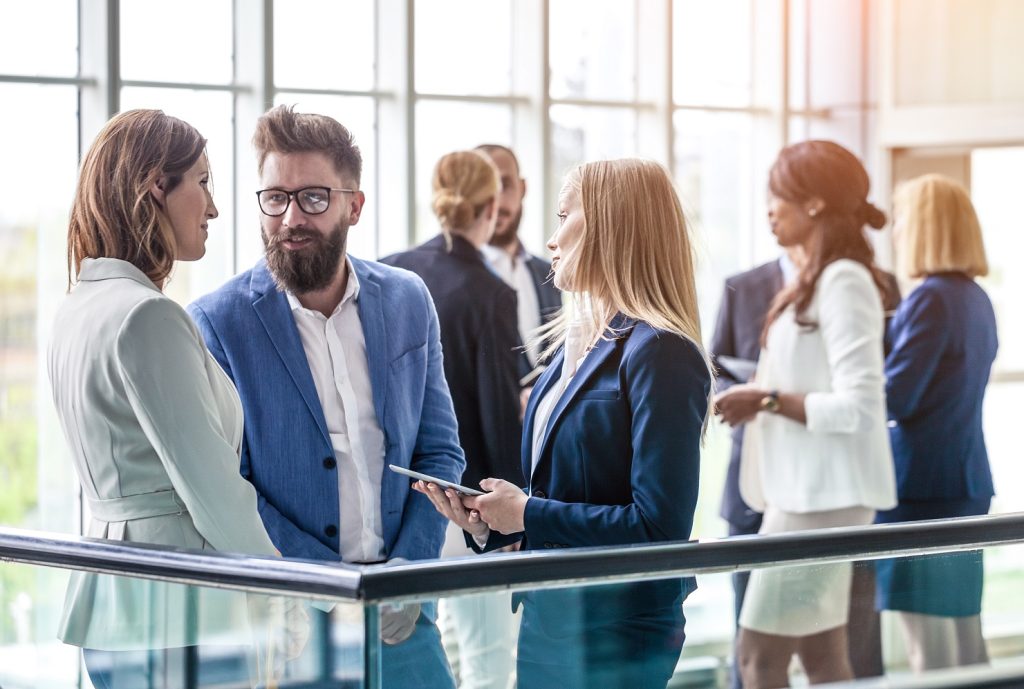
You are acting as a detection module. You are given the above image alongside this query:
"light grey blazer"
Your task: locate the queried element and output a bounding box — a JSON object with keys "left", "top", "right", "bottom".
{"left": 48, "top": 257, "right": 278, "bottom": 649}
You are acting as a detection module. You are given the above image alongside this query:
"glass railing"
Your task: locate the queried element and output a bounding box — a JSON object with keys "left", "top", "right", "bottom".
{"left": 2, "top": 514, "right": 1024, "bottom": 688}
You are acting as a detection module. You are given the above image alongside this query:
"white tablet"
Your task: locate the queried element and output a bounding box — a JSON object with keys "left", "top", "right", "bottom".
{"left": 388, "top": 464, "right": 486, "bottom": 496}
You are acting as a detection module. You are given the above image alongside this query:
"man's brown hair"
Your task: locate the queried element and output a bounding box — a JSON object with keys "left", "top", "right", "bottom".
{"left": 253, "top": 105, "right": 362, "bottom": 184}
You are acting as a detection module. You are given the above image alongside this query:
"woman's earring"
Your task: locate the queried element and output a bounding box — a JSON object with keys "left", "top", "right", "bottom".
{"left": 808, "top": 208, "right": 819, "bottom": 218}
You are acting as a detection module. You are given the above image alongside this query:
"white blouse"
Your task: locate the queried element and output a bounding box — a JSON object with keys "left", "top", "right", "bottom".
{"left": 739, "top": 259, "right": 897, "bottom": 514}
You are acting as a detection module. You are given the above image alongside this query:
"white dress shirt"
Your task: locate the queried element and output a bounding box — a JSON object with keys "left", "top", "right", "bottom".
{"left": 287, "top": 258, "right": 386, "bottom": 563}
{"left": 739, "top": 259, "right": 897, "bottom": 513}
{"left": 481, "top": 243, "right": 542, "bottom": 367}
{"left": 529, "top": 319, "right": 590, "bottom": 480}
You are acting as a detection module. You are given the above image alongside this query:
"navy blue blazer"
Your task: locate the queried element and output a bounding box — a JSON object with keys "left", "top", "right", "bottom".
{"left": 710, "top": 260, "right": 784, "bottom": 531}
{"left": 885, "top": 273, "right": 997, "bottom": 500}
{"left": 485, "top": 316, "right": 710, "bottom": 631}
{"left": 187, "top": 257, "right": 465, "bottom": 562}
{"left": 381, "top": 235, "right": 524, "bottom": 489}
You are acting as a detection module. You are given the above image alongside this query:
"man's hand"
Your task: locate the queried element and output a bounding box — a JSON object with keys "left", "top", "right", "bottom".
{"left": 464, "top": 479, "right": 528, "bottom": 535}
{"left": 380, "top": 602, "right": 420, "bottom": 645}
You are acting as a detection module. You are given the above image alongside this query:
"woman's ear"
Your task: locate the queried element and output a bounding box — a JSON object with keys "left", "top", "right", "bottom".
{"left": 150, "top": 176, "right": 168, "bottom": 207}
{"left": 484, "top": 198, "right": 497, "bottom": 220}
{"left": 804, "top": 197, "right": 826, "bottom": 217}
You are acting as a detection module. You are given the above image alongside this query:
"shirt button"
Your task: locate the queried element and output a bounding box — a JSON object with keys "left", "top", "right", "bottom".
{"left": 324, "top": 525, "right": 338, "bottom": 538}
{"left": 534, "top": 490, "right": 547, "bottom": 499}
{"left": 323, "top": 457, "right": 337, "bottom": 469}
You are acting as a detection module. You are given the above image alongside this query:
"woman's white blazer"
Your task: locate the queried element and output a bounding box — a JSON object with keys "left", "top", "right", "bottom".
{"left": 740, "top": 259, "right": 897, "bottom": 514}
{"left": 48, "top": 257, "right": 277, "bottom": 649}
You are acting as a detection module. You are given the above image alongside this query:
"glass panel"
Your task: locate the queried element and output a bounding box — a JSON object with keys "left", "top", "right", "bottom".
{"left": 971, "top": 146, "right": 1024, "bottom": 375}
{"left": 120, "top": 0, "right": 233, "bottom": 84}
{"left": 415, "top": 0, "right": 513, "bottom": 96}
{"left": 421, "top": 540, "right": 1024, "bottom": 687}
{"left": 0, "top": 1, "right": 77, "bottom": 77}
{"left": 275, "top": 1, "right": 375, "bottom": 92}
{"left": 0, "top": 558, "right": 366, "bottom": 688}
{"left": 0, "top": 84, "right": 80, "bottom": 546}
{"left": 412, "top": 101, "right": 512, "bottom": 247}
{"left": 119, "top": 88, "right": 236, "bottom": 306}
{"left": 673, "top": 0, "right": 752, "bottom": 107}
{"left": 272, "top": 94, "right": 378, "bottom": 263}
{"left": 549, "top": 0, "right": 636, "bottom": 101}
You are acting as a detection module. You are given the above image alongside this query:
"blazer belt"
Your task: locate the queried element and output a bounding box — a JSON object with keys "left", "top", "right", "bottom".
{"left": 87, "top": 489, "right": 188, "bottom": 522}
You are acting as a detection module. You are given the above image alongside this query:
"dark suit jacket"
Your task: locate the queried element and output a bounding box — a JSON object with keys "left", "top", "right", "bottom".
{"left": 484, "top": 315, "right": 710, "bottom": 634}
{"left": 519, "top": 252, "right": 562, "bottom": 379}
{"left": 187, "top": 258, "right": 465, "bottom": 562}
{"left": 381, "top": 235, "right": 524, "bottom": 489}
{"left": 885, "top": 273, "right": 997, "bottom": 500}
{"left": 711, "top": 259, "right": 901, "bottom": 531}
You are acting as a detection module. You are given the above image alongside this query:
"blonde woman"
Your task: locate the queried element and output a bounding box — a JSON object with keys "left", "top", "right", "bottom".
{"left": 416, "top": 159, "right": 712, "bottom": 689}
{"left": 875, "top": 174, "right": 997, "bottom": 671}
{"left": 380, "top": 150, "right": 523, "bottom": 688}
{"left": 48, "top": 110, "right": 290, "bottom": 686}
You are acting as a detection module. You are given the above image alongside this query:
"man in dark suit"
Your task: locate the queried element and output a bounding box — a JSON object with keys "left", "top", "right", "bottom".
{"left": 476, "top": 144, "right": 562, "bottom": 381}
{"left": 712, "top": 250, "right": 899, "bottom": 688}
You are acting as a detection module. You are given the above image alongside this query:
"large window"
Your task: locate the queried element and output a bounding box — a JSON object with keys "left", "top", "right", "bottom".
{"left": 0, "top": 1, "right": 880, "bottom": 674}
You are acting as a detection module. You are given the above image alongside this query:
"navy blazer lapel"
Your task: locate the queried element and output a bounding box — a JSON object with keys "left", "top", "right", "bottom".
{"left": 249, "top": 262, "right": 331, "bottom": 448}
{"left": 531, "top": 315, "right": 635, "bottom": 477}
{"left": 352, "top": 259, "right": 388, "bottom": 430}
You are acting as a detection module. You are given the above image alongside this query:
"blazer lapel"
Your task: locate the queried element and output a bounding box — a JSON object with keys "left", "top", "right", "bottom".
{"left": 352, "top": 259, "right": 389, "bottom": 430}
{"left": 531, "top": 315, "right": 635, "bottom": 477}
{"left": 520, "top": 348, "right": 564, "bottom": 479}
{"left": 249, "top": 262, "right": 331, "bottom": 448}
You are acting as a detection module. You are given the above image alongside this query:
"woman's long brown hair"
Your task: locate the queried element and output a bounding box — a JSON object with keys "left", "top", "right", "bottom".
{"left": 761, "top": 140, "right": 893, "bottom": 346}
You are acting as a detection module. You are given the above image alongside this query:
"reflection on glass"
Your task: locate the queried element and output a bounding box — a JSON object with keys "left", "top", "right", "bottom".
{"left": 673, "top": 0, "right": 752, "bottom": 107}
{"left": 413, "top": 101, "right": 512, "bottom": 246}
{"left": 119, "top": 88, "right": 236, "bottom": 306}
{"left": 549, "top": 0, "right": 636, "bottom": 101}
{"left": 273, "top": 94, "right": 378, "bottom": 262}
{"left": 274, "top": 1, "right": 375, "bottom": 92}
{"left": 0, "top": 1, "right": 77, "bottom": 77}
{"left": 120, "top": 0, "right": 233, "bottom": 84}
{"left": 415, "top": 0, "right": 513, "bottom": 96}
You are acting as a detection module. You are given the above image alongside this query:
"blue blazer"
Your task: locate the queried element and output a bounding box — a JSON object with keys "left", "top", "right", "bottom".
{"left": 486, "top": 316, "right": 710, "bottom": 632}
{"left": 187, "top": 257, "right": 465, "bottom": 562}
{"left": 885, "top": 273, "right": 997, "bottom": 500}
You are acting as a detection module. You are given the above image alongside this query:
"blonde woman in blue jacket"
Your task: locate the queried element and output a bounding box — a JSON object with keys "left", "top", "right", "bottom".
{"left": 417, "top": 159, "right": 712, "bottom": 689}
{"left": 48, "top": 110, "right": 289, "bottom": 687}
{"left": 875, "top": 174, "right": 997, "bottom": 671}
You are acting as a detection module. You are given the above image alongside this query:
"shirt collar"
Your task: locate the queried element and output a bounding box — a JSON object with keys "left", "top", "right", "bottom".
{"left": 285, "top": 256, "right": 360, "bottom": 315}
{"left": 76, "top": 257, "right": 162, "bottom": 293}
{"left": 779, "top": 252, "right": 798, "bottom": 285}
{"left": 480, "top": 242, "right": 527, "bottom": 266}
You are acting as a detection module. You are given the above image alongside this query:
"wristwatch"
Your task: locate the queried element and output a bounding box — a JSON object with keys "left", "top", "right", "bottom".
{"left": 760, "top": 390, "right": 781, "bottom": 413}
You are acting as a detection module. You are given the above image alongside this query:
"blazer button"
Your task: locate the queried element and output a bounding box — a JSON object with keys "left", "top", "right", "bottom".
{"left": 323, "top": 457, "right": 337, "bottom": 469}
{"left": 533, "top": 490, "right": 547, "bottom": 499}
{"left": 324, "top": 525, "right": 338, "bottom": 538}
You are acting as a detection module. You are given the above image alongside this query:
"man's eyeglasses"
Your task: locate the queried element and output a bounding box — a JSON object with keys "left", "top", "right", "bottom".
{"left": 256, "top": 187, "right": 356, "bottom": 217}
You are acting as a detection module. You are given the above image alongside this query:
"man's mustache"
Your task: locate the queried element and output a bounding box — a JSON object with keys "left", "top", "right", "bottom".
{"left": 267, "top": 228, "right": 322, "bottom": 248}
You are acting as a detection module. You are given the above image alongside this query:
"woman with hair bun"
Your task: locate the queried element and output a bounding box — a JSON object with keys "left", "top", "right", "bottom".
{"left": 381, "top": 150, "right": 523, "bottom": 686}
{"left": 715, "top": 140, "right": 898, "bottom": 688}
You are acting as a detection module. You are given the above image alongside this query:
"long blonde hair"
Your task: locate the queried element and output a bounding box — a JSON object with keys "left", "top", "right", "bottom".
{"left": 536, "top": 159, "right": 713, "bottom": 426}
{"left": 894, "top": 173, "right": 988, "bottom": 280}
{"left": 68, "top": 109, "right": 207, "bottom": 288}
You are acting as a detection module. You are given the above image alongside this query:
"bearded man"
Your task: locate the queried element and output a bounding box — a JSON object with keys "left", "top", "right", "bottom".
{"left": 188, "top": 105, "right": 463, "bottom": 689}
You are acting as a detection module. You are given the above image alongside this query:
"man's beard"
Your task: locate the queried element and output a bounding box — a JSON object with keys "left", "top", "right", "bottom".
{"left": 263, "top": 222, "right": 347, "bottom": 294}
{"left": 489, "top": 206, "right": 522, "bottom": 249}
